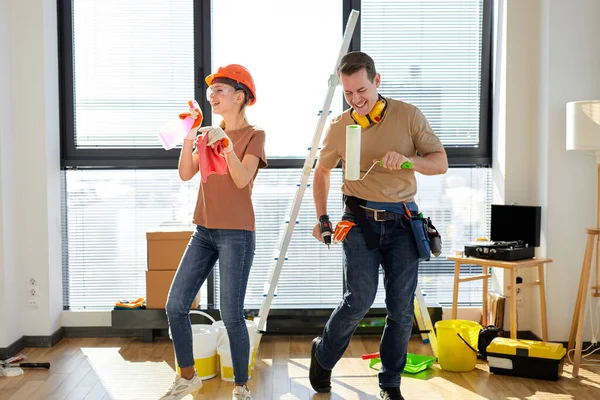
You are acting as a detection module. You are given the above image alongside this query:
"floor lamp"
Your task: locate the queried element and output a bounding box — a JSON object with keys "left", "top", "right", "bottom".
{"left": 566, "top": 100, "right": 600, "bottom": 378}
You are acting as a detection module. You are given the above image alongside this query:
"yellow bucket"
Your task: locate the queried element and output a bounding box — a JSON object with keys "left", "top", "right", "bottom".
{"left": 435, "top": 319, "right": 481, "bottom": 372}
{"left": 217, "top": 335, "right": 252, "bottom": 382}
{"left": 176, "top": 354, "right": 218, "bottom": 380}
{"left": 213, "top": 319, "right": 257, "bottom": 370}
{"left": 172, "top": 311, "right": 219, "bottom": 380}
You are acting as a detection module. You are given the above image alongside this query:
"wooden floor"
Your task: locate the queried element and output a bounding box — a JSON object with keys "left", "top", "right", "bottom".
{"left": 1, "top": 335, "right": 600, "bottom": 400}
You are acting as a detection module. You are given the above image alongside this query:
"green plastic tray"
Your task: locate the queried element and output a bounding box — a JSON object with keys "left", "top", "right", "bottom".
{"left": 369, "top": 353, "right": 436, "bottom": 374}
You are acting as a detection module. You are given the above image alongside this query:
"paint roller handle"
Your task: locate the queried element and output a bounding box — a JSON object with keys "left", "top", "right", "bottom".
{"left": 378, "top": 159, "right": 413, "bottom": 169}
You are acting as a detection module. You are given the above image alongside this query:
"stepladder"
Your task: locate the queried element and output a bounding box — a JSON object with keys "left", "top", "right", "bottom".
{"left": 251, "top": 8, "right": 438, "bottom": 360}
{"left": 253, "top": 9, "right": 360, "bottom": 347}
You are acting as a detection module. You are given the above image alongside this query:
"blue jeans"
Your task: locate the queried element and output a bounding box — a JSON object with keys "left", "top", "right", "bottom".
{"left": 166, "top": 225, "right": 254, "bottom": 384}
{"left": 315, "top": 205, "right": 420, "bottom": 388}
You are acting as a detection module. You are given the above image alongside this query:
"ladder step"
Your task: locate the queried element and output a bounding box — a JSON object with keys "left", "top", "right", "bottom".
{"left": 263, "top": 283, "right": 278, "bottom": 297}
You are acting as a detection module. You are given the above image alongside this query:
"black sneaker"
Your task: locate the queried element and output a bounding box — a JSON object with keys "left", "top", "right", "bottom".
{"left": 309, "top": 337, "right": 331, "bottom": 393}
{"left": 380, "top": 387, "right": 404, "bottom": 400}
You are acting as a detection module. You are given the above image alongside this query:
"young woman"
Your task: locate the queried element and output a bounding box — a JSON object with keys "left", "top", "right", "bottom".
{"left": 160, "top": 64, "right": 266, "bottom": 400}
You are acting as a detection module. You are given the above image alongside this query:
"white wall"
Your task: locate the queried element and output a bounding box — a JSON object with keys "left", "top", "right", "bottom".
{"left": 0, "top": 0, "right": 19, "bottom": 347}
{"left": 541, "top": 0, "right": 600, "bottom": 342}
{"left": 496, "top": 0, "right": 600, "bottom": 341}
{"left": 493, "top": 0, "right": 541, "bottom": 333}
{"left": 0, "top": 0, "right": 62, "bottom": 348}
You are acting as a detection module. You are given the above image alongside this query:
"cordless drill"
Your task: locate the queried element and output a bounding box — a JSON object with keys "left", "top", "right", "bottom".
{"left": 319, "top": 214, "right": 333, "bottom": 249}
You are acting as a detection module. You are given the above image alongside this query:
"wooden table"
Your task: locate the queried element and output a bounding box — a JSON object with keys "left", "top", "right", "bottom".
{"left": 447, "top": 254, "right": 552, "bottom": 341}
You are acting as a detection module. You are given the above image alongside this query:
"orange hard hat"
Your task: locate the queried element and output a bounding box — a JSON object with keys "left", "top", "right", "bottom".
{"left": 205, "top": 64, "right": 256, "bottom": 106}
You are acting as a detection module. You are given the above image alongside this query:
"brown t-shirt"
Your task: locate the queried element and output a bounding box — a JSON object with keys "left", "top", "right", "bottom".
{"left": 318, "top": 98, "right": 443, "bottom": 202}
{"left": 193, "top": 125, "right": 267, "bottom": 231}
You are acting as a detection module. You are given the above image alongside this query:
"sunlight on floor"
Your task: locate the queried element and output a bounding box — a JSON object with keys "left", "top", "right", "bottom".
{"left": 75, "top": 344, "right": 600, "bottom": 400}
{"left": 81, "top": 347, "right": 196, "bottom": 400}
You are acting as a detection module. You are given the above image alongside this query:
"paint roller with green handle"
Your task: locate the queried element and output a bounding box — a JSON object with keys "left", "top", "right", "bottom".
{"left": 378, "top": 159, "right": 413, "bottom": 169}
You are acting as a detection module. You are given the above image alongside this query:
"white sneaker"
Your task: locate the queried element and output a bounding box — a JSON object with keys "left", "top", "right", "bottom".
{"left": 232, "top": 385, "right": 252, "bottom": 400}
{"left": 159, "top": 373, "right": 203, "bottom": 400}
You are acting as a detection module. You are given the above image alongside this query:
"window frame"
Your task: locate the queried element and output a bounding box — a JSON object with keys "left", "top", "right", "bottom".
{"left": 58, "top": 0, "right": 494, "bottom": 314}
{"left": 58, "top": 0, "right": 493, "bottom": 170}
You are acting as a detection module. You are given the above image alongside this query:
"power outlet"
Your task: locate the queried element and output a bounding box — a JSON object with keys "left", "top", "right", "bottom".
{"left": 28, "top": 299, "right": 39, "bottom": 308}
{"left": 28, "top": 277, "right": 38, "bottom": 286}
{"left": 516, "top": 293, "right": 525, "bottom": 308}
{"left": 29, "top": 287, "right": 39, "bottom": 297}
{"left": 515, "top": 276, "right": 524, "bottom": 307}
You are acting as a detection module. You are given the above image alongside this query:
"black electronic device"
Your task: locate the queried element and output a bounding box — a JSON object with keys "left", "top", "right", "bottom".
{"left": 490, "top": 204, "right": 541, "bottom": 247}
{"left": 464, "top": 205, "right": 541, "bottom": 261}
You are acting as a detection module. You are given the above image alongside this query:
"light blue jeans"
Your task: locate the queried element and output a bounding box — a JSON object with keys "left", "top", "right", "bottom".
{"left": 314, "top": 203, "right": 420, "bottom": 388}
{"left": 166, "top": 225, "right": 254, "bottom": 384}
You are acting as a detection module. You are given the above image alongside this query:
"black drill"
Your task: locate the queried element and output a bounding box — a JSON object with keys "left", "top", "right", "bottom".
{"left": 319, "top": 215, "right": 332, "bottom": 249}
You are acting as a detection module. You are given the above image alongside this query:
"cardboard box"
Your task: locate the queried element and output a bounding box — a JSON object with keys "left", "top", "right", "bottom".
{"left": 146, "top": 230, "right": 193, "bottom": 270}
{"left": 146, "top": 270, "right": 198, "bottom": 309}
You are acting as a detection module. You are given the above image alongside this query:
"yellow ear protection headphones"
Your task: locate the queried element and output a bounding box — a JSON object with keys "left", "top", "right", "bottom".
{"left": 351, "top": 95, "right": 388, "bottom": 128}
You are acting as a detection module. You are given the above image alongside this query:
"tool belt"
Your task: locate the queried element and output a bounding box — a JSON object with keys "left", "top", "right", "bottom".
{"left": 343, "top": 195, "right": 434, "bottom": 260}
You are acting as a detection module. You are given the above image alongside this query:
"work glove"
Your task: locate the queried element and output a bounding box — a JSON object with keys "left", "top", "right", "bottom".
{"left": 198, "top": 126, "right": 233, "bottom": 154}
{"left": 179, "top": 100, "right": 203, "bottom": 141}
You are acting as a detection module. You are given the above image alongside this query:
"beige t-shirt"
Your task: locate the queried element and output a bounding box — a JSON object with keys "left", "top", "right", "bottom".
{"left": 193, "top": 126, "right": 267, "bottom": 231}
{"left": 318, "top": 98, "right": 443, "bottom": 202}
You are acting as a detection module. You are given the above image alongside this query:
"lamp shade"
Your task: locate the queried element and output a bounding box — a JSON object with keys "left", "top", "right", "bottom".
{"left": 566, "top": 100, "right": 600, "bottom": 151}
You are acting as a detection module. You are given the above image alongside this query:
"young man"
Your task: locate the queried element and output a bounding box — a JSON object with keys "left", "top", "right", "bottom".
{"left": 310, "top": 51, "right": 448, "bottom": 400}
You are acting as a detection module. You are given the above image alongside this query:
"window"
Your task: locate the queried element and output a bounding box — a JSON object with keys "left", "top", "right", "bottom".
{"left": 356, "top": 0, "right": 492, "bottom": 165}
{"left": 59, "top": 0, "right": 494, "bottom": 311}
{"left": 62, "top": 168, "right": 491, "bottom": 309}
{"left": 72, "top": 0, "right": 194, "bottom": 149}
{"left": 211, "top": 0, "right": 344, "bottom": 158}
{"left": 59, "top": 0, "right": 197, "bottom": 168}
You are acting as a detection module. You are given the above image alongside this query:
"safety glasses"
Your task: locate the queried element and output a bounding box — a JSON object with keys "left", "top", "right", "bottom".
{"left": 206, "top": 85, "right": 236, "bottom": 100}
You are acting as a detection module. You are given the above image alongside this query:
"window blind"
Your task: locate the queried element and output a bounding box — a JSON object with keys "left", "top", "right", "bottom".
{"left": 72, "top": 0, "right": 194, "bottom": 149}
{"left": 62, "top": 168, "right": 491, "bottom": 310}
{"left": 361, "top": 0, "right": 484, "bottom": 148}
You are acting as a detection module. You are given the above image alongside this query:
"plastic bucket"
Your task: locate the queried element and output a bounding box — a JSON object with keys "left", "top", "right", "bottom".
{"left": 217, "top": 335, "right": 252, "bottom": 382}
{"left": 172, "top": 310, "right": 219, "bottom": 380}
{"left": 213, "top": 319, "right": 257, "bottom": 370}
{"left": 435, "top": 319, "right": 481, "bottom": 372}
